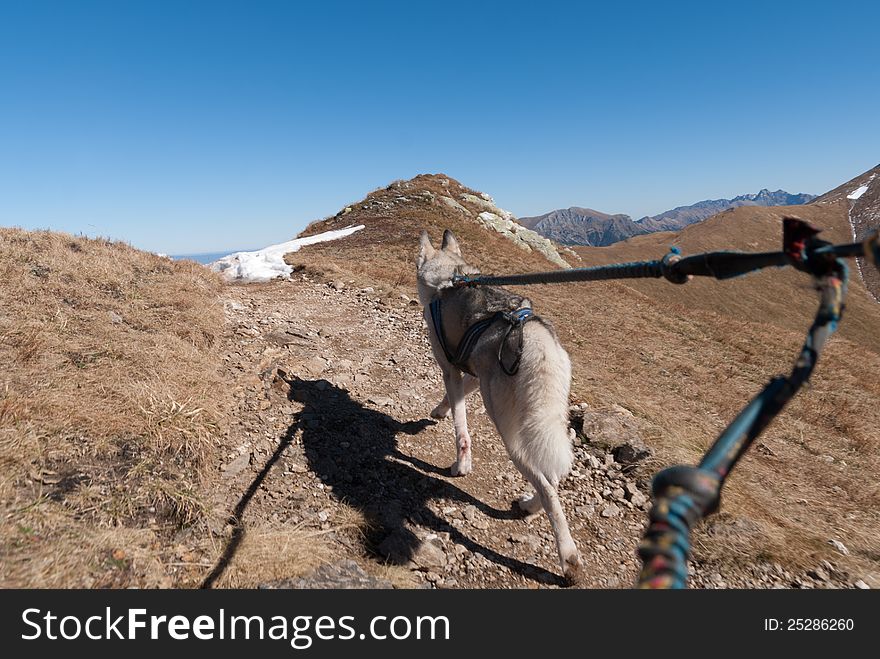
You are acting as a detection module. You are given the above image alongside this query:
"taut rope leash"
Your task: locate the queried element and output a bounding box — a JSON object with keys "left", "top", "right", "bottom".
{"left": 452, "top": 219, "right": 879, "bottom": 289}
{"left": 638, "top": 259, "right": 847, "bottom": 588}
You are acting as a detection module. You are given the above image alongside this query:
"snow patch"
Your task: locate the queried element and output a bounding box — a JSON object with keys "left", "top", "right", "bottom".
{"left": 847, "top": 184, "right": 869, "bottom": 201}
{"left": 210, "top": 225, "right": 365, "bottom": 282}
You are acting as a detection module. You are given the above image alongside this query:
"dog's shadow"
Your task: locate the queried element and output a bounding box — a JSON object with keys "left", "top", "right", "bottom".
{"left": 291, "top": 377, "right": 564, "bottom": 586}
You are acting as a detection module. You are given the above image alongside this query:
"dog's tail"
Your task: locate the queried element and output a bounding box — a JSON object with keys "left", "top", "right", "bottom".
{"left": 507, "top": 321, "right": 573, "bottom": 486}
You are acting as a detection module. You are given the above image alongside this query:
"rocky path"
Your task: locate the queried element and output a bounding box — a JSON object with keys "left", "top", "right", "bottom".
{"left": 203, "top": 274, "right": 856, "bottom": 589}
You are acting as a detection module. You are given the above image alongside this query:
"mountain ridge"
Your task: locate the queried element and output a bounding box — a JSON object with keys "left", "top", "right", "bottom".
{"left": 520, "top": 189, "right": 816, "bottom": 246}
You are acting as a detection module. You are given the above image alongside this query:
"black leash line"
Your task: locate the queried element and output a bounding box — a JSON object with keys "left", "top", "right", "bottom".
{"left": 452, "top": 219, "right": 880, "bottom": 290}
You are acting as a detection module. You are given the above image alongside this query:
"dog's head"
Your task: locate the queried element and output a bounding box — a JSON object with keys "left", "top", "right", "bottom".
{"left": 416, "top": 229, "right": 479, "bottom": 305}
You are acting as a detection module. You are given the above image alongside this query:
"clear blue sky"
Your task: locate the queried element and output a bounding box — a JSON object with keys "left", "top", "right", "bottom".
{"left": 1, "top": 0, "right": 878, "bottom": 254}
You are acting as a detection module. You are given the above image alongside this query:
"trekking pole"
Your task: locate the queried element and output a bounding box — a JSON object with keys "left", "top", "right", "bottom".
{"left": 452, "top": 219, "right": 880, "bottom": 289}
{"left": 636, "top": 227, "right": 851, "bottom": 588}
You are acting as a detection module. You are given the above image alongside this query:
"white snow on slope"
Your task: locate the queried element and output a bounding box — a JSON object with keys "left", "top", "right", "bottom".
{"left": 210, "top": 225, "right": 365, "bottom": 282}
{"left": 847, "top": 184, "right": 869, "bottom": 201}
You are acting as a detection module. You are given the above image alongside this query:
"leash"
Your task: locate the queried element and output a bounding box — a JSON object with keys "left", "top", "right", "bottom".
{"left": 452, "top": 218, "right": 880, "bottom": 289}
{"left": 445, "top": 217, "right": 880, "bottom": 588}
{"left": 638, "top": 254, "right": 847, "bottom": 588}
{"left": 429, "top": 297, "right": 537, "bottom": 376}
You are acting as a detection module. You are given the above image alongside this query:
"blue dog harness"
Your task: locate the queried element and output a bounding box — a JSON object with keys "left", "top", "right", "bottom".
{"left": 429, "top": 297, "right": 537, "bottom": 376}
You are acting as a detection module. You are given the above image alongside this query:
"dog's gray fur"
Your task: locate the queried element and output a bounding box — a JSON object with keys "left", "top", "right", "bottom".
{"left": 417, "top": 229, "right": 582, "bottom": 583}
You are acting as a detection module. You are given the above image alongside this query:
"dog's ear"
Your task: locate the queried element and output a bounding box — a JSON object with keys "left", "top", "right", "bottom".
{"left": 417, "top": 231, "right": 436, "bottom": 268}
{"left": 441, "top": 229, "right": 461, "bottom": 256}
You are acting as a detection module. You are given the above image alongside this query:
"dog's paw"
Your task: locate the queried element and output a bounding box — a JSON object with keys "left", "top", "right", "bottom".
{"left": 562, "top": 554, "right": 584, "bottom": 588}
{"left": 450, "top": 457, "right": 472, "bottom": 476}
{"left": 429, "top": 404, "right": 450, "bottom": 419}
{"left": 514, "top": 492, "right": 542, "bottom": 516}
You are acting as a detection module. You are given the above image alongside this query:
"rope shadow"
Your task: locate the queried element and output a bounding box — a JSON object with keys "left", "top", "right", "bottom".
{"left": 200, "top": 423, "right": 299, "bottom": 589}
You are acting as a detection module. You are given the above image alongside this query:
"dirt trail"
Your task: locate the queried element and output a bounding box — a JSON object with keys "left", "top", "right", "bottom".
{"left": 203, "top": 273, "right": 857, "bottom": 589}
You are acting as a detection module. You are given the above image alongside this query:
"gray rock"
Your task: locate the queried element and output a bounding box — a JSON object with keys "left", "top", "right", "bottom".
{"left": 266, "top": 560, "right": 392, "bottom": 589}
{"left": 828, "top": 539, "right": 850, "bottom": 556}
{"left": 264, "top": 331, "right": 310, "bottom": 347}
{"left": 303, "top": 356, "right": 328, "bottom": 375}
{"left": 807, "top": 567, "right": 828, "bottom": 582}
{"left": 412, "top": 536, "right": 447, "bottom": 570}
{"left": 624, "top": 482, "right": 648, "bottom": 507}
{"left": 222, "top": 452, "right": 251, "bottom": 477}
{"left": 612, "top": 442, "right": 652, "bottom": 465}
{"left": 570, "top": 404, "right": 653, "bottom": 464}
{"left": 438, "top": 196, "right": 470, "bottom": 215}
{"left": 474, "top": 211, "right": 570, "bottom": 269}
{"left": 600, "top": 503, "right": 621, "bottom": 518}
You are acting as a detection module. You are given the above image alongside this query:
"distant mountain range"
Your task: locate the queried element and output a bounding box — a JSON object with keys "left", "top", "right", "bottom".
{"left": 519, "top": 189, "right": 817, "bottom": 246}
{"left": 517, "top": 207, "right": 643, "bottom": 247}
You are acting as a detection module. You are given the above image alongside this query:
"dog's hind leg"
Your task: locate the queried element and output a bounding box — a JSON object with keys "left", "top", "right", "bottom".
{"left": 488, "top": 323, "right": 581, "bottom": 584}
{"left": 531, "top": 472, "right": 582, "bottom": 586}
{"left": 431, "top": 373, "right": 479, "bottom": 419}
{"left": 441, "top": 369, "right": 473, "bottom": 476}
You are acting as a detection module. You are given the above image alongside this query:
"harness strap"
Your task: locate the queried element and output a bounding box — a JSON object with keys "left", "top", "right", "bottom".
{"left": 429, "top": 297, "right": 455, "bottom": 366}
{"left": 429, "top": 298, "right": 536, "bottom": 376}
{"left": 497, "top": 308, "right": 537, "bottom": 376}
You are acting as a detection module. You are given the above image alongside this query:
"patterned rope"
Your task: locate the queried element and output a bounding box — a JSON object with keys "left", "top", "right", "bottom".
{"left": 637, "top": 263, "right": 847, "bottom": 588}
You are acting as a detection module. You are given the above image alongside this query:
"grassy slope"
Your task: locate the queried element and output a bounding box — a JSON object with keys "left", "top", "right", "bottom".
{"left": 572, "top": 201, "right": 879, "bottom": 350}
{"left": 293, "top": 176, "right": 880, "bottom": 584}
{"left": 0, "top": 229, "right": 228, "bottom": 587}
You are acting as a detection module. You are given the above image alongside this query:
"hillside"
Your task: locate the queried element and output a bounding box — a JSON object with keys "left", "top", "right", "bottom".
{"left": 2, "top": 171, "right": 877, "bottom": 590}
{"left": 286, "top": 172, "right": 880, "bottom": 588}
{"left": 0, "top": 229, "right": 229, "bottom": 587}
{"left": 572, "top": 202, "right": 880, "bottom": 350}
{"left": 811, "top": 163, "right": 880, "bottom": 299}
{"left": 291, "top": 175, "right": 573, "bottom": 293}
{"left": 521, "top": 189, "right": 815, "bottom": 247}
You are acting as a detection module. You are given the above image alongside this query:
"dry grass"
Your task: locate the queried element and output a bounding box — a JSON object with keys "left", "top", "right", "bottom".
{"left": 203, "top": 504, "right": 368, "bottom": 588}
{"left": 206, "top": 524, "right": 333, "bottom": 588}
{"left": 291, "top": 175, "right": 880, "bottom": 585}
{"left": 0, "top": 228, "right": 229, "bottom": 587}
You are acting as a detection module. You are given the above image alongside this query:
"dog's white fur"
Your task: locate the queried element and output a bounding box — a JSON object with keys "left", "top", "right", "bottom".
{"left": 417, "top": 229, "right": 581, "bottom": 584}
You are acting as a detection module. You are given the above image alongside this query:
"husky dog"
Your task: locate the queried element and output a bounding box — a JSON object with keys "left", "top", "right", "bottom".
{"left": 417, "top": 229, "right": 581, "bottom": 584}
